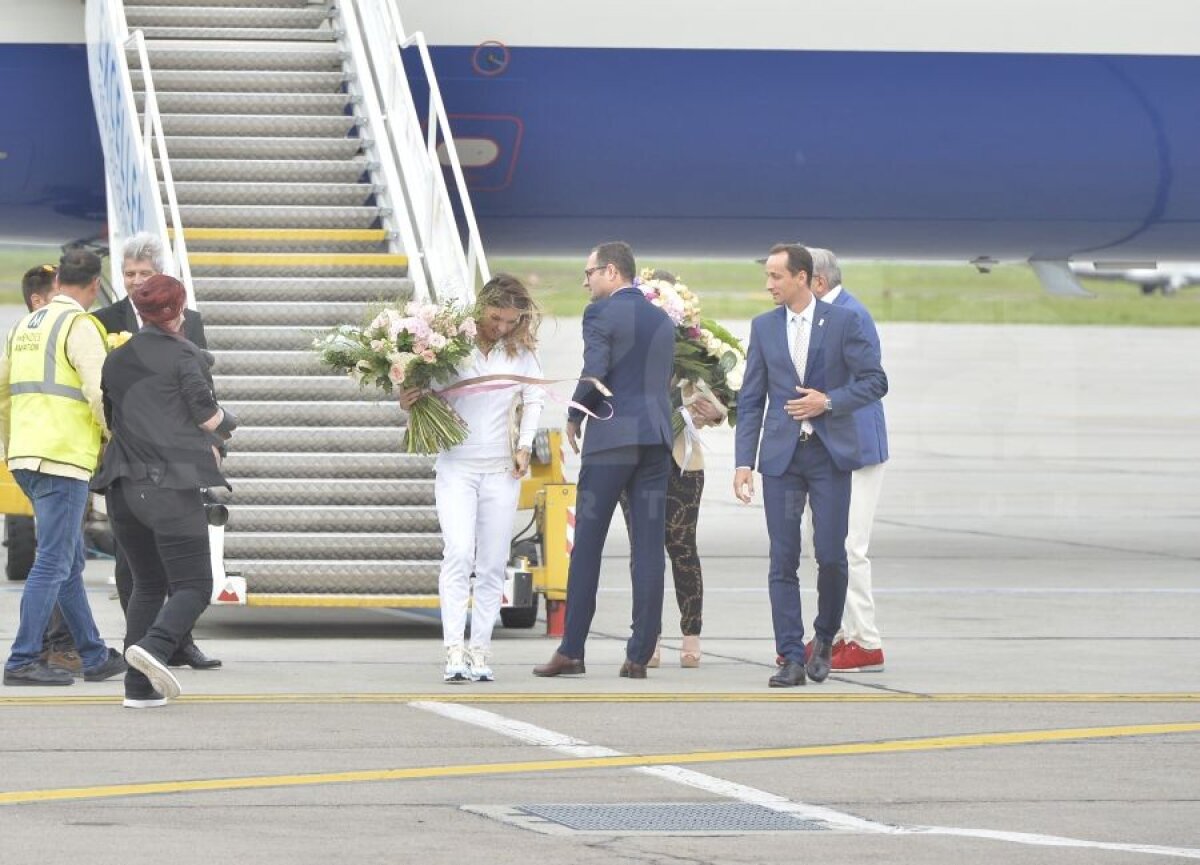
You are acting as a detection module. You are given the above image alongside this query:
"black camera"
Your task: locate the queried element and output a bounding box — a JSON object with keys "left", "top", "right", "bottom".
{"left": 201, "top": 489, "right": 229, "bottom": 527}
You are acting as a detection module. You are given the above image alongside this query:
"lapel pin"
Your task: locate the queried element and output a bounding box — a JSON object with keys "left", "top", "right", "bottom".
{"left": 818, "top": 318, "right": 825, "bottom": 327}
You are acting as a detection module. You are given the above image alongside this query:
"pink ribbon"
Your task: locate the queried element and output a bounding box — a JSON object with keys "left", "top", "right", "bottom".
{"left": 438, "top": 373, "right": 614, "bottom": 421}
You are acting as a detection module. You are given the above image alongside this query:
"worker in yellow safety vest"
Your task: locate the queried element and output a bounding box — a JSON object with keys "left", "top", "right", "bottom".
{"left": 0, "top": 248, "right": 126, "bottom": 687}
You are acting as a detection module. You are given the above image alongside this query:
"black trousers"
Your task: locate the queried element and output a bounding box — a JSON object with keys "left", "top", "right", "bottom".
{"left": 114, "top": 538, "right": 197, "bottom": 655}
{"left": 107, "top": 480, "right": 211, "bottom": 692}
{"left": 620, "top": 466, "right": 705, "bottom": 636}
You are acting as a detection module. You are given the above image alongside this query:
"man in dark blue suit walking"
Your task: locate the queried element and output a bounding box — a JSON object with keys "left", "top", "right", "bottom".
{"left": 734, "top": 244, "right": 887, "bottom": 687}
{"left": 534, "top": 242, "right": 675, "bottom": 679}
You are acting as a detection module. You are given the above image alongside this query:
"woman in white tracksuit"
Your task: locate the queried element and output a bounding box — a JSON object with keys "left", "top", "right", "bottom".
{"left": 398, "top": 274, "right": 544, "bottom": 683}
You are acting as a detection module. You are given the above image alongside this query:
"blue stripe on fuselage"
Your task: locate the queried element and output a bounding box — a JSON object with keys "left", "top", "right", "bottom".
{"left": 412, "top": 46, "right": 1200, "bottom": 258}
{"left": 0, "top": 43, "right": 106, "bottom": 244}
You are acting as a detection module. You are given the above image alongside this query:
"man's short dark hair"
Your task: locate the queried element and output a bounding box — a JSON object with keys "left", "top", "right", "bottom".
{"left": 57, "top": 248, "right": 102, "bottom": 287}
{"left": 767, "top": 243, "right": 813, "bottom": 281}
{"left": 21, "top": 264, "right": 56, "bottom": 311}
{"left": 592, "top": 241, "right": 636, "bottom": 281}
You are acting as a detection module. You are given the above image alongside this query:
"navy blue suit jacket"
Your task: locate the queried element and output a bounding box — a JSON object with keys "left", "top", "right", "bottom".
{"left": 567, "top": 287, "right": 675, "bottom": 457}
{"left": 735, "top": 299, "right": 887, "bottom": 474}
{"left": 831, "top": 288, "right": 888, "bottom": 466}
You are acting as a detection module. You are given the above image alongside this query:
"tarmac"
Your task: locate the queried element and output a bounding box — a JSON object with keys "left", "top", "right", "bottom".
{"left": 0, "top": 311, "right": 1197, "bottom": 865}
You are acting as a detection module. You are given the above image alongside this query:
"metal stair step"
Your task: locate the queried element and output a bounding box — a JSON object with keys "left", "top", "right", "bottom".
{"left": 220, "top": 478, "right": 433, "bottom": 506}
{"left": 185, "top": 237, "right": 388, "bottom": 254}
{"left": 191, "top": 253, "right": 407, "bottom": 278}
{"left": 220, "top": 400, "right": 404, "bottom": 427}
{"left": 228, "top": 561, "right": 440, "bottom": 595}
{"left": 214, "top": 375, "right": 376, "bottom": 400}
{"left": 159, "top": 113, "right": 357, "bottom": 137}
{"left": 133, "top": 26, "right": 335, "bottom": 41}
{"left": 206, "top": 325, "right": 335, "bottom": 351}
{"left": 201, "top": 300, "right": 377, "bottom": 326}
{"left": 125, "top": 0, "right": 319, "bottom": 8}
{"left": 223, "top": 533, "right": 441, "bottom": 560}
{"left": 126, "top": 5, "right": 332, "bottom": 28}
{"left": 222, "top": 451, "right": 432, "bottom": 479}
{"left": 166, "top": 182, "right": 375, "bottom": 207}
{"left": 128, "top": 42, "right": 343, "bottom": 72}
{"left": 141, "top": 91, "right": 352, "bottom": 115}
{"left": 227, "top": 505, "right": 438, "bottom": 533}
{"left": 132, "top": 69, "right": 346, "bottom": 93}
{"left": 165, "top": 136, "right": 362, "bottom": 160}
{"left": 231, "top": 426, "right": 405, "bottom": 453}
{"left": 211, "top": 351, "right": 328, "bottom": 377}
{"left": 196, "top": 276, "right": 408, "bottom": 303}
{"left": 163, "top": 158, "right": 369, "bottom": 183}
{"left": 178, "top": 204, "right": 380, "bottom": 229}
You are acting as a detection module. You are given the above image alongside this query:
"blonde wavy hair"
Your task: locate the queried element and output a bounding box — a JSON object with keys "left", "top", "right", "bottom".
{"left": 476, "top": 272, "right": 541, "bottom": 357}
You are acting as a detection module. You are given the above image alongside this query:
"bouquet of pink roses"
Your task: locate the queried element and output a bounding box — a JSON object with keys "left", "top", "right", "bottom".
{"left": 639, "top": 269, "right": 745, "bottom": 435}
{"left": 314, "top": 300, "right": 477, "bottom": 453}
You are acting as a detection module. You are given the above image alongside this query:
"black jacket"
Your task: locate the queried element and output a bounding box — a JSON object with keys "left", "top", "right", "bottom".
{"left": 92, "top": 297, "right": 208, "bottom": 349}
{"left": 92, "top": 326, "right": 228, "bottom": 492}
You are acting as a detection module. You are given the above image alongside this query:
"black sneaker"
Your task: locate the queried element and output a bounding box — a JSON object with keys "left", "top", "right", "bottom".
{"left": 3, "top": 660, "right": 74, "bottom": 686}
{"left": 83, "top": 648, "right": 128, "bottom": 682}
{"left": 123, "top": 689, "right": 169, "bottom": 709}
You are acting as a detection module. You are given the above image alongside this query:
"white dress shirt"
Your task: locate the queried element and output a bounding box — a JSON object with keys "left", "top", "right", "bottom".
{"left": 787, "top": 295, "right": 817, "bottom": 436}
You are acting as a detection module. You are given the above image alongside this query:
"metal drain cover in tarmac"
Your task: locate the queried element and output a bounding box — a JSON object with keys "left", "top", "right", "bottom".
{"left": 463, "top": 803, "right": 834, "bottom": 836}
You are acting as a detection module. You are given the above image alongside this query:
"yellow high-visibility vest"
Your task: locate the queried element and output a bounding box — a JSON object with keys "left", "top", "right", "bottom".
{"left": 6, "top": 298, "right": 106, "bottom": 473}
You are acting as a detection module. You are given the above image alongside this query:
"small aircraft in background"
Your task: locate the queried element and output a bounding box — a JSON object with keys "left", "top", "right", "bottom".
{"left": 1069, "top": 262, "right": 1200, "bottom": 295}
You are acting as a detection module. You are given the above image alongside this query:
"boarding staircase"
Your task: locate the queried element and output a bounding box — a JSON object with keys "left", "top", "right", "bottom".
{"left": 88, "top": 0, "right": 489, "bottom": 602}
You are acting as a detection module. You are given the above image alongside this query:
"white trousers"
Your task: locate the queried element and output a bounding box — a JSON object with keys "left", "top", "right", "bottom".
{"left": 802, "top": 461, "right": 886, "bottom": 649}
{"left": 434, "top": 461, "right": 520, "bottom": 650}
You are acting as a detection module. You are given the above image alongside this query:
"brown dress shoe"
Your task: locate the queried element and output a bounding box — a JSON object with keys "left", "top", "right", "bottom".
{"left": 619, "top": 659, "right": 647, "bottom": 679}
{"left": 532, "top": 652, "right": 586, "bottom": 677}
{"left": 43, "top": 649, "right": 83, "bottom": 677}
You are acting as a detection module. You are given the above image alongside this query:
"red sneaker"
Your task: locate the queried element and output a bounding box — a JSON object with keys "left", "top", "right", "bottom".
{"left": 781, "top": 640, "right": 845, "bottom": 667}
{"left": 831, "top": 641, "right": 884, "bottom": 672}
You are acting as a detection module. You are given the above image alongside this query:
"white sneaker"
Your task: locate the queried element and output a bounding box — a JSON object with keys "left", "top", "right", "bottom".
{"left": 124, "top": 645, "right": 181, "bottom": 700}
{"left": 443, "top": 645, "right": 469, "bottom": 684}
{"left": 467, "top": 648, "right": 494, "bottom": 682}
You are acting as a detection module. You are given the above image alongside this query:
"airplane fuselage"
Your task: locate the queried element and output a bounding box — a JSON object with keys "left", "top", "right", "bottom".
{"left": 2, "top": 0, "right": 1198, "bottom": 261}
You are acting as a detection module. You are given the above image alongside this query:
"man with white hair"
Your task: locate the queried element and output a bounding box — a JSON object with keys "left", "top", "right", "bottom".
{"left": 92, "top": 232, "right": 221, "bottom": 671}
{"left": 804, "top": 247, "right": 888, "bottom": 672}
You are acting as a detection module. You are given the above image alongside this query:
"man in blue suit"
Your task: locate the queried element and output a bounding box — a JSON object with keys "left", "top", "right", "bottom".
{"left": 734, "top": 244, "right": 887, "bottom": 687}
{"left": 534, "top": 241, "right": 675, "bottom": 679}
{"left": 807, "top": 248, "right": 889, "bottom": 673}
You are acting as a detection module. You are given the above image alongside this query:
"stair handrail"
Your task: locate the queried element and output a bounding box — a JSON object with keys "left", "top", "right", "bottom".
{"left": 350, "top": 0, "right": 490, "bottom": 304}
{"left": 125, "top": 30, "right": 195, "bottom": 307}
{"left": 85, "top": 0, "right": 194, "bottom": 307}
{"left": 334, "top": 0, "right": 431, "bottom": 303}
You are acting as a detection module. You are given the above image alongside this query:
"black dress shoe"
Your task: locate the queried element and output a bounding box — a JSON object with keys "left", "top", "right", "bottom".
{"left": 532, "top": 652, "right": 586, "bottom": 677}
{"left": 168, "top": 644, "right": 222, "bottom": 670}
{"left": 769, "top": 659, "right": 807, "bottom": 688}
{"left": 619, "top": 659, "right": 647, "bottom": 679}
{"left": 805, "top": 637, "right": 833, "bottom": 683}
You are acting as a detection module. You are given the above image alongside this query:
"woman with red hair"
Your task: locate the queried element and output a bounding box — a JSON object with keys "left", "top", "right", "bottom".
{"left": 91, "top": 275, "right": 236, "bottom": 708}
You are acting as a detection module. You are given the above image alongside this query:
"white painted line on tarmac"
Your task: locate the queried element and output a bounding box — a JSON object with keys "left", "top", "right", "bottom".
{"left": 413, "top": 700, "right": 1200, "bottom": 859}
{"left": 413, "top": 699, "right": 893, "bottom": 833}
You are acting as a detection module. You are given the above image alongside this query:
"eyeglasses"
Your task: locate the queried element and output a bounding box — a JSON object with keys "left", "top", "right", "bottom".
{"left": 583, "top": 265, "right": 608, "bottom": 279}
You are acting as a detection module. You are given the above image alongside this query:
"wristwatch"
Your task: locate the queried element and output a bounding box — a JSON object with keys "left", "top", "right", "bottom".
{"left": 823, "top": 397, "right": 833, "bottom": 414}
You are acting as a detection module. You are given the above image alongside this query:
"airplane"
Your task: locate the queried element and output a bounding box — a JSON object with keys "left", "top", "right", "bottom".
{"left": 2, "top": 0, "right": 1199, "bottom": 283}
{"left": 1070, "top": 261, "right": 1200, "bottom": 295}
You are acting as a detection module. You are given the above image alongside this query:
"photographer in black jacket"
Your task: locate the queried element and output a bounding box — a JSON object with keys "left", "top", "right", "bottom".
{"left": 92, "top": 275, "right": 236, "bottom": 708}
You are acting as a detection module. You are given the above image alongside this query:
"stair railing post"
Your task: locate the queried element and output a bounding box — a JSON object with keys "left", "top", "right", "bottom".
{"left": 335, "top": 0, "right": 432, "bottom": 303}
{"left": 126, "top": 29, "right": 194, "bottom": 307}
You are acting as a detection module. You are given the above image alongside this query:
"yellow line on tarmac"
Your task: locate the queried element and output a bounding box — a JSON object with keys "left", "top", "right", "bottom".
{"left": 1, "top": 722, "right": 1197, "bottom": 806}
{"left": 246, "top": 594, "right": 441, "bottom": 608}
{"left": 0, "top": 692, "right": 1197, "bottom": 708}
